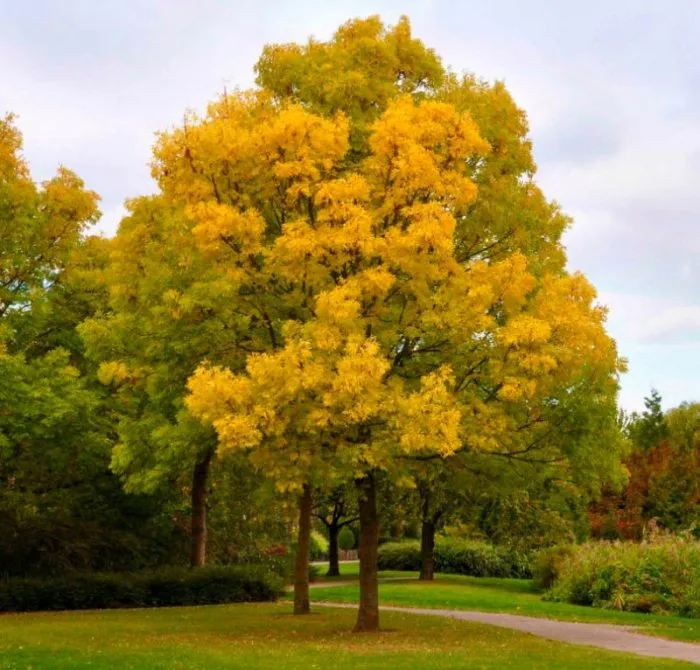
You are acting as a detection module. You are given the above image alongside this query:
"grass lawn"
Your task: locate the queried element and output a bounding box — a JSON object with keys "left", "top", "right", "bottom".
{"left": 307, "top": 562, "right": 700, "bottom": 643}
{"left": 1, "top": 602, "right": 696, "bottom": 669}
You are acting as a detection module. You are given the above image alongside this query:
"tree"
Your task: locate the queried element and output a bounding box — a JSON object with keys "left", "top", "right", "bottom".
{"left": 0, "top": 114, "right": 100, "bottom": 332}
{"left": 206, "top": 455, "right": 293, "bottom": 563}
{"left": 80, "top": 196, "right": 256, "bottom": 567}
{"left": 147, "top": 16, "right": 626, "bottom": 632}
{"left": 591, "top": 400, "right": 700, "bottom": 539}
{"left": 666, "top": 402, "right": 700, "bottom": 452}
{"left": 316, "top": 487, "right": 359, "bottom": 576}
{"left": 338, "top": 525, "right": 356, "bottom": 552}
{"left": 629, "top": 389, "right": 669, "bottom": 451}
{"left": 411, "top": 413, "right": 604, "bottom": 581}
{"left": 0, "top": 116, "right": 186, "bottom": 575}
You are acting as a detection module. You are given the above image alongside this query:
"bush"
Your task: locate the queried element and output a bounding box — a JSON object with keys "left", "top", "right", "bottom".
{"left": 0, "top": 565, "right": 284, "bottom": 613}
{"left": 309, "top": 564, "right": 322, "bottom": 582}
{"left": 338, "top": 526, "right": 356, "bottom": 551}
{"left": 532, "top": 544, "right": 577, "bottom": 589}
{"left": 546, "top": 535, "right": 700, "bottom": 616}
{"left": 310, "top": 531, "right": 329, "bottom": 560}
{"left": 378, "top": 538, "right": 532, "bottom": 578}
{"left": 378, "top": 541, "right": 422, "bottom": 571}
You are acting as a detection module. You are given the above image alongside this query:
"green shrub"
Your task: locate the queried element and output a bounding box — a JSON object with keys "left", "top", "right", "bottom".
{"left": 308, "top": 564, "right": 322, "bottom": 582}
{"left": 533, "top": 544, "right": 577, "bottom": 590}
{"left": 338, "top": 526, "right": 356, "bottom": 551}
{"left": 378, "top": 541, "right": 422, "bottom": 571}
{"left": 498, "top": 546, "right": 534, "bottom": 579}
{"left": 310, "top": 531, "right": 329, "bottom": 560}
{"left": 0, "top": 565, "right": 283, "bottom": 613}
{"left": 546, "top": 535, "right": 700, "bottom": 617}
{"left": 378, "top": 538, "right": 532, "bottom": 578}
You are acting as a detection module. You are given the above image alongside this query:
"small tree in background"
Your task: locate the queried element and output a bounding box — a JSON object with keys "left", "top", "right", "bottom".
{"left": 338, "top": 526, "right": 356, "bottom": 552}
{"left": 317, "top": 488, "right": 359, "bottom": 576}
{"left": 628, "top": 389, "right": 669, "bottom": 451}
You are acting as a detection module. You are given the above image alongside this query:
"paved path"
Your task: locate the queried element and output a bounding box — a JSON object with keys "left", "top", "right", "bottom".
{"left": 309, "top": 577, "right": 407, "bottom": 588}
{"left": 314, "top": 602, "right": 700, "bottom": 665}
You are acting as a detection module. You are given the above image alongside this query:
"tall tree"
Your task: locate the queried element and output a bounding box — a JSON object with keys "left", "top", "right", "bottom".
{"left": 80, "top": 196, "right": 256, "bottom": 567}
{"left": 629, "top": 389, "right": 669, "bottom": 451}
{"left": 0, "top": 116, "right": 183, "bottom": 575}
{"left": 146, "top": 16, "right": 625, "bottom": 632}
{"left": 0, "top": 113, "right": 100, "bottom": 333}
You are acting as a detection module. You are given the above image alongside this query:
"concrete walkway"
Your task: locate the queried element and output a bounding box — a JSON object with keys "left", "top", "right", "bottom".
{"left": 314, "top": 602, "right": 700, "bottom": 665}
{"left": 309, "top": 577, "right": 407, "bottom": 588}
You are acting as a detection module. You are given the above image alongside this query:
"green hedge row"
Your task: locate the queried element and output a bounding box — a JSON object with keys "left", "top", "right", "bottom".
{"left": 0, "top": 565, "right": 284, "bottom": 612}
{"left": 542, "top": 537, "right": 700, "bottom": 617}
{"left": 378, "top": 539, "right": 532, "bottom": 578}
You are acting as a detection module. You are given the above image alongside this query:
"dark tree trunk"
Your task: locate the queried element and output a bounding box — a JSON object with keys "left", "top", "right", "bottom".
{"left": 354, "top": 474, "right": 379, "bottom": 632}
{"left": 190, "top": 451, "right": 212, "bottom": 568}
{"left": 294, "top": 484, "right": 313, "bottom": 615}
{"left": 327, "top": 523, "right": 340, "bottom": 577}
{"left": 420, "top": 519, "right": 436, "bottom": 580}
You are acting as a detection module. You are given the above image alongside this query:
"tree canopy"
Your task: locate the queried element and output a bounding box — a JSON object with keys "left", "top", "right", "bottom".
{"left": 146, "top": 16, "right": 628, "bottom": 630}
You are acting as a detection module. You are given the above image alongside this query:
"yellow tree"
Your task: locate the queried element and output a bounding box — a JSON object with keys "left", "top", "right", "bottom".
{"left": 151, "top": 17, "right": 624, "bottom": 631}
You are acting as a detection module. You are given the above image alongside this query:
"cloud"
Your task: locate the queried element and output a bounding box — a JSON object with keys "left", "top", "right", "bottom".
{"left": 601, "top": 293, "right": 700, "bottom": 344}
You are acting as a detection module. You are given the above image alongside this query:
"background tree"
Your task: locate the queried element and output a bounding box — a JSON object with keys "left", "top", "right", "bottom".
{"left": 628, "top": 389, "right": 669, "bottom": 451}
{"left": 0, "top": 115, "right": 187, "bottom": 575}
{"left": 338, "top": 525, "right": 356, "bottom": 553}
{"left": 80, "top": 195, "right": 260, "bottom": 567}
{"left": 591, "top": 397, "right": 700, "bottom": 540}
{"left": 666, "top": 402, "right": 700, "bottom": 452}
{"left": 315, "top": 486, "right": 359, "bottom": 576}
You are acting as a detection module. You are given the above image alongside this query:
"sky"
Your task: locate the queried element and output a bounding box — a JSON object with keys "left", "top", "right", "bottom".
{"left": 1, "top": 0, "right": 697, "bottom": 412}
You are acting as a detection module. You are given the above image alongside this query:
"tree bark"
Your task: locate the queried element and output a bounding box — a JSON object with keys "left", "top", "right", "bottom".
{"left": 327, "top": 523, "right": 340, "bottom": 577}
{"left": 354, "top": 474, "right": 380, "bottom": 632}
{"left": 419, "top": 519, "right": 436, "bottom": 580}
{"left": 293, "top": 484, "right": 313, "bottom": 615}
{"left": 190, "top": 451, "right": 212, "bottom": 568}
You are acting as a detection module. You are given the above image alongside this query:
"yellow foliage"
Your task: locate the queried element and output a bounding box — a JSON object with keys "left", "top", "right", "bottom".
{"left": 396, "top": 367, "right": 462, "bottom": 457}
{"left": 146, "top": 16, "right": 627, "bottom": 490}
{"left": 188, "top": 202, "right": 265, "bottom": 258}
{"left": 97, "top": 361, "right": 131, "bottom": 386}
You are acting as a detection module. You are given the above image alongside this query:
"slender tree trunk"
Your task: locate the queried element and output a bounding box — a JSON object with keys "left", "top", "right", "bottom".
{"left": 327, "top": 522, "right": 340, "bottom": 577}
{"left": 190, "top": 451, "right": 212, "bottom": 568}
{"left": 354, "top": 474, "right": 379, "bottom": 632}
{"left": 294, "top": 484, "right": 313, "bottom": 615}
{"left": 419, "top": 519, "right": 436, "bottom": 580}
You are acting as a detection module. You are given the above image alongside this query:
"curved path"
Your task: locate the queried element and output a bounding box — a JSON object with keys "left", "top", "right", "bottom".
{"left": 314, "top": 602, "right": 700, "bottom": 665}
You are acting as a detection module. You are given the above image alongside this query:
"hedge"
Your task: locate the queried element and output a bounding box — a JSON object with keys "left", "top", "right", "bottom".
{"left": 378, "top": 538, "right": 532, "bottom": 578}
{"left": 0, "top": 565, "right": 284, "bottom": 613}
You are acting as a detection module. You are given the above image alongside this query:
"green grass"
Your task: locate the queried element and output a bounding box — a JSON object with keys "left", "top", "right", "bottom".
{"left": 312, "top": 561, "right": 409, "bottom": 581}
{"left": 306, "top": 562, "right": 700, "bottom": 643}
{"left": 0, "top": 602, "right": 695, "bottom": 669}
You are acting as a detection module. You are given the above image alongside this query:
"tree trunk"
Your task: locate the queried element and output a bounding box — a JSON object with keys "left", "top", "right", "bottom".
{"left": 354, "top": 474, "right": 379, "bottom": 632}
{"left": 294, "top": 484, "right": 313, "bottom": 615}
{"left": 327, "top": 523, "right": 340, "bottom": 577}
{"left": 190, "top": 452, "right": 212, "bottom": 568}
{"left": 419, "top": 519, "right": 436, "bottom": 580}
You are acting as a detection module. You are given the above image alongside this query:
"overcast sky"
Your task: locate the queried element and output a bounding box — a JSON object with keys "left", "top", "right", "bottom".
{"left": 1, "top": 0, "right": 697, "bottom": 411}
